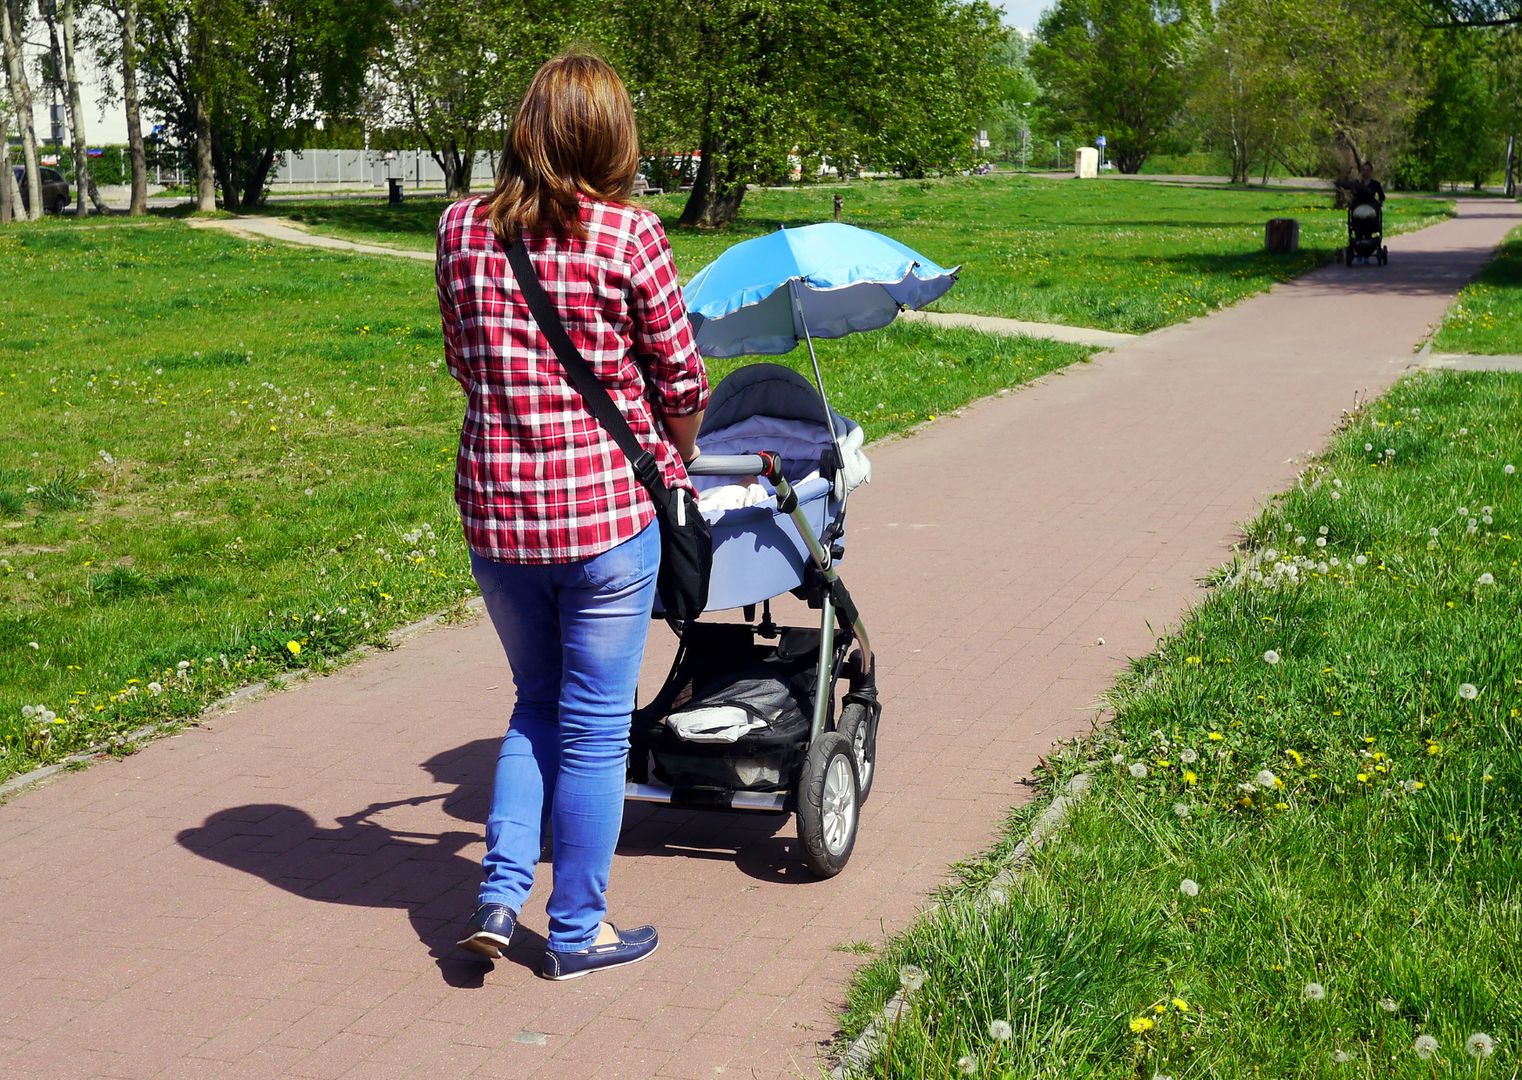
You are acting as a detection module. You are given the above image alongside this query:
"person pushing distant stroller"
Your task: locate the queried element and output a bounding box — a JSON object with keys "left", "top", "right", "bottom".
{"left": 1335, "top": 162, "right": 1388, "bottom": 266}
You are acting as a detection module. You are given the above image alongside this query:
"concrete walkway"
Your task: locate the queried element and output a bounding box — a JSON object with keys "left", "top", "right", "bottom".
{"left": 899, "top": 308, "right": 1135, "bottom": 348}
{"left": 1, "top": 198, "right": 1517, "bottom": 1080}
{"left": 1420, "top": 351, "right": 1522, "bottom": 372}
{"left": 193, "top": 215, "right": 1134, "bottom": 347}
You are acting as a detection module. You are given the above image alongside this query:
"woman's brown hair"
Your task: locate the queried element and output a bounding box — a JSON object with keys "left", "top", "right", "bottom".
{"left": 484, "top": 51, "right": 640, "bottom": 243}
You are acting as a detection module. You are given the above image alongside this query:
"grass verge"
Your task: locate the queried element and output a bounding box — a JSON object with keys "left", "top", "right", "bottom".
{"left": 0, "top": 220, "right": 1092, "bottom": 784}
{"left": 1432, "top": 226, "right": 1522, "bottom": 355}
{"left": 256, "top": 175, "right": 1454, "bottom": 334}
{"left": 839, "top": 371, "right": 1522, "bottom": 1078}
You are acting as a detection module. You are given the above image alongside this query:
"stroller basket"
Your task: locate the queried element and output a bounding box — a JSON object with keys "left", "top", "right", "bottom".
{"left": 633, "top": 624, "right": 843, "bottom": 796}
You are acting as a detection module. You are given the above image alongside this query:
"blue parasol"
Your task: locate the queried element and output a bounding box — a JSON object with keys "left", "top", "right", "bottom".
{"left": 683, "top": 222, "right": 959, "bottom": 359}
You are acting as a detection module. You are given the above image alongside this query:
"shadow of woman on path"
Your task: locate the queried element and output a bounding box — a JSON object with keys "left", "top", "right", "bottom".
{"left": 175, "top": 737, "right": 541, "bottom": 988}
{"left": 178, "top": 738, "right": 814, "bottom": 989}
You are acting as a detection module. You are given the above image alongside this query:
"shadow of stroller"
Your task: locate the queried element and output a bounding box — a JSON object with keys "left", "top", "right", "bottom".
{"left": 175, "top": 737, "right": 544, "bottom": 988}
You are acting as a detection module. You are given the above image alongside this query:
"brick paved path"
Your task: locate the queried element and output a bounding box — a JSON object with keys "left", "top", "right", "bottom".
{"left": 3, "top": 199, "right": 1517, "bottom": 1080}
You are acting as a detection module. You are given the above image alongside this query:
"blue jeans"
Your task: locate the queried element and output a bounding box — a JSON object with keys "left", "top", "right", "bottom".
{"left": 470, "top": 523, "right": 659, "bottom": 952}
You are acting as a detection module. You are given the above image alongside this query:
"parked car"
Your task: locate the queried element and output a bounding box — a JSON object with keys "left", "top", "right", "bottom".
{"left": 11, "top": 165, "right": 71, "bottom": 214}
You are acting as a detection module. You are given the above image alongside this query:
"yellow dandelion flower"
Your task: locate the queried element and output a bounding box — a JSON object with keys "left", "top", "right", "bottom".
{"left": 1184, "top": 770, "right": 1198, "bottom": 785}
{"left": 1427, "top": 743, "right": 1441, "bottom": 756}
{"left": 1208, "top": 732, "right": 1224, "bottom": 741}
{"left": 1129, "top": 1017, "right": 1155, "bottom": 1034}
{"left": 1172, "top": 998, "right": 1189, "bottom": 1012}
{"left": 1153, "top": 1003, "right": 1167, "bottom": 1014}
{"left": 286, "top": 640, "right": 302, "bottom": 656}
{"left": 1286, "top": 749, "right": 1304, "bottom": 766}
{"left": 1186, "top": 655, "right": 1202, "bottom": 665}
{"left": 1357, "top": 773, "right": 1370, "bottom": 783}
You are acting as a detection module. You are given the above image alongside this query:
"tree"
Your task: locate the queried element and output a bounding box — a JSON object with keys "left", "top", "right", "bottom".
{"left": 90, "top": 0, "right": 149, "bottom": 214}
{"left": 620, "top": 0, "right": 1003, "bottom": 228}
{"left": 57, "top": 0, "right": 94, "bottom": 214}
{"left": 0, "top": 98, "right": 13, "bottom": 223}
{"left": 141, "top": 0, "right": 388, "bottom": 210}
{"left": 384, "top": 0, "right": 599, "bottom": 198}
{"left": 1, "top": 0, "right": 43, "bottom": 219}
{"left": 1031, "top": 0, "right": 1207, "bottom": 173}
{"left": 1395, "top": 30, "right": 1506, "bottom": 188}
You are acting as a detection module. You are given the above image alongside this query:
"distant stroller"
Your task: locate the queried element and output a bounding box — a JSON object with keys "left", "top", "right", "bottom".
{"left": 1336, "top": 165, "right": 1388, "bottom": 267}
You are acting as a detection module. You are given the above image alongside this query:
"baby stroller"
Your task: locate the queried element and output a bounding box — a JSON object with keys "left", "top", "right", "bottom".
{"left": 624, "top": 222, "right": 957, "bottom": 878}
{"left": 627, "top": 364, "right": 878, "bottom": 877}
{"left": 1342, "top": 199, "right": 1387, "bottom": 266}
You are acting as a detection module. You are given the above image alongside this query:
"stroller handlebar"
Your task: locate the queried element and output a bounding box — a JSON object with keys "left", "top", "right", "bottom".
{"left": 686, "top": 454, "right": 771, "bottom": 478}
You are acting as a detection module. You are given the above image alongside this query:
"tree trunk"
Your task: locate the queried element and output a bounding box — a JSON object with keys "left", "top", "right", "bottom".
{"left": 239, "top": 147, "right": 275, "bottom": 208}
{"left": 120, "top": 0, "right": 148, "bottom": 215}
{"left": 61, "top": 0, "right": 89, "bottom": 216}
{"left": 679, "top": 136, "right": 745, "bottom": 228}
{"left": 0, "top": 104, "right": 11, "bottom": 225}
{"left": 1, "top": 0, "right": 44, "bottom": 220}
{"left": 1505, "top": 134, "right": 1516, "bottom": 198}
{"left": 439, "top": 138, "right": 473, "bottom": 197}
{"left": 193, "top": 90, "right": 216, "bottom": 211}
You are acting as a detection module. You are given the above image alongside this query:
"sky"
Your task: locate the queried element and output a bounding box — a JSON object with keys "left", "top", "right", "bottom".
{"left": 996, "top": 0, "right": 1050, "bottom": 32}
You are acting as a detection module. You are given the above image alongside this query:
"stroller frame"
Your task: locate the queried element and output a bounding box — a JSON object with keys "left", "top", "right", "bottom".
{"left": 625, "top": 284, "right": 880, "bottom": 876}
{"left": 1341, "top": 199, "right": 1388, "bottom": 267}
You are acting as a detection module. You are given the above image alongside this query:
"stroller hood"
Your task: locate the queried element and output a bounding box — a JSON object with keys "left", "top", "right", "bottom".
{"left": 700, "top": 363, "right": 853, "bottom": 439}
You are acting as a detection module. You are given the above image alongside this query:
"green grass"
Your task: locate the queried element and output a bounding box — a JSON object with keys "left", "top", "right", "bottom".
{"left": 840, "top": 371, "right": 1522, "bottom": 1078}
{"left": 0, "top": 220, "right": 1091, "bottom": 783}
{"left": 257, "top": 175, "right": 1454, "bottom": 334}
{"left": 1433, "top": 226, "right": 1522, "bottom": 355}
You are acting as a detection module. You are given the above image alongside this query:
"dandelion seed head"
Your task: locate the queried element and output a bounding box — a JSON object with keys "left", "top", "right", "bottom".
{"left": 1179, "top": 878, "right": 1199, "bottom": 897}
{"left": 1458, "top": 506, "right": 1469, "bottom": 517}
{"left": 1413, "top": 1034, "right": 1439, "bottom": 1060}
{"left": 1256, "top": 769, "right": 1278, "bottom": 788}
{"left": 1355, "top": 554, "right": 1368, "bottom": 566}
{"left": 1129, "top": 762, "right": 1149, "bottom": 779}
{"left": 1174, "top": 803, "right": 1191, "bottom": 819}
{"left": 989, "top": 1019, "right": 1012, "bottom": 1041}
{"left": 1179, "top": 748, "right": 1198, "bottom": 764}
{"left": 1507, "top": 463, "right": 1516, "bottom": 475}
{"left": 957, "top": 1055, "right": 977, "bottom": 1075}
{"left": 1379, "top": 997, "right": 1398, "bottom": 1013}
{"left": 1303, "top": 982, "right": 1326, "bottom": 1002}
{"left": 1478, "top": 572, "right": 1494, "bottom": 586}
{"left": 1466, "top": 1033, "right": 1494, "bottom": 1059}
{"left": 1112, "top": 753, "right": 1126, "bottom": 766}
{"left": 898, "top": 964, "right": 925, "bottom": 991}
{"left": 1459, "top": 683, "right": 1479, "bottom": 700}
{"left": 1332, "top": 1049, "right": 1352, "bottom": 1064}
{"left": 1263, "top": 650, "right": 1281, "bottom": 665}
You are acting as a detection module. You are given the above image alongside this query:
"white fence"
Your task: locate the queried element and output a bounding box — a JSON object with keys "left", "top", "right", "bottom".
{"left": 269, "top": 148, "right": 498, "bottom": 188}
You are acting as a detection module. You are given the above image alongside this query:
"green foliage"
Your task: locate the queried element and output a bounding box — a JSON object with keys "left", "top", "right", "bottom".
{"left": 383, "top": 0, "right": 601, "bottom": 197}
{"left": 138, "top": 0, "right": 390, "bottom": 208}
{"left": 618, "top": 0, "right": 1006, "bottom": 226}
{"left": 1031, "top": 0, "right": 1208, "bottom": 173}
{"left": 1394, "top": 30, "right": 1510, "bottom": 190}
{"left": 844, "top": 371, "right": 1522, "bottom": 1077}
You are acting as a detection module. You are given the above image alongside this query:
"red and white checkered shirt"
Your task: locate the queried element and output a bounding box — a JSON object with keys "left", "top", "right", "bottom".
{"left": 436, "top": 195, "right": 708, "bottom": 564}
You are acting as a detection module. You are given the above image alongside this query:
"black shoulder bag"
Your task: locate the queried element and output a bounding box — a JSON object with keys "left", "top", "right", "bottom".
{"left": 506, "top": 239, "right": 712, "bottom": 623}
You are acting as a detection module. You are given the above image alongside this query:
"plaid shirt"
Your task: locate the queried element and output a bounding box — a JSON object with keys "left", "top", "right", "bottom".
{"left": 436, "top": 195, "right": 708, "bottom": 564}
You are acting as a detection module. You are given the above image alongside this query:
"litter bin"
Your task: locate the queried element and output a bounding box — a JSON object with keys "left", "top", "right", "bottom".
{"left": 387, "top": 177, "right": 404, "bottom": 206}
{"left": 1265, "top": 218, "right": 1300, "bottom": 253}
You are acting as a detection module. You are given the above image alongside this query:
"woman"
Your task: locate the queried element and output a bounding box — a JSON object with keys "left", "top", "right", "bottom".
{"left": 435, "top": 51, "right": 707, "bottom": 980}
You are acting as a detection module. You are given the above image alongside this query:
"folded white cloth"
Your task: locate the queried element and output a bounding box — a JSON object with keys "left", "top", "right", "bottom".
{"left": 696, "top": 481, "right": 771, "bottom": 512}
{"left": 665, "top": 705, "right": 767, "bottom": 744}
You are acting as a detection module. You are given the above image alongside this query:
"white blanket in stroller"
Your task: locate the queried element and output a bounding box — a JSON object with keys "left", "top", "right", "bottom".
{"left": 693, "top": 414, "right": 871, "bottom": 510}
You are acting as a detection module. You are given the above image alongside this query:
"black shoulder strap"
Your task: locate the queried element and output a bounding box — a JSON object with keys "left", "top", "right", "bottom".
{"left": 506, "top": 238, "right": 665, "bottom": 494}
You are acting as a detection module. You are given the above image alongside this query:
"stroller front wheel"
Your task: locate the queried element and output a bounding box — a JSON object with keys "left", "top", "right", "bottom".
{"left": 837, "top": 701, "right": 877, "bottom": 803}
{"left": 797, "top": 732, "right": 860, "bottom": 878}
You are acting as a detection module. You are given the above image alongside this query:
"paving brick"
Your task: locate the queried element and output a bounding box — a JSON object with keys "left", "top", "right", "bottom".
{"left": 0, "top": 198, "right": 1515, "bottom": 1080}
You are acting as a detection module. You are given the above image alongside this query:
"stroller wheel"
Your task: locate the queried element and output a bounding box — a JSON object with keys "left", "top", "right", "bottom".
{"left": 837, "top": 701, "right": 877, "bottom": 803}
{"left": 1379, "top": 247, "right": 1388, "bottom": 265}
{"left": 1346, "top": 246, "right": 1357, "bottom": 267}
{"left": 796, "top": 732, "right": 860, "bottom": 878}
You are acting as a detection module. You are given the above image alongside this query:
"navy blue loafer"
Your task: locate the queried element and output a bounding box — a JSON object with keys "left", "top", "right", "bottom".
{"left": 539, "top": 924, "right": 658, "bottom": 981}
{"left": 456, "top": 903, "right": 517, "bottom": 960}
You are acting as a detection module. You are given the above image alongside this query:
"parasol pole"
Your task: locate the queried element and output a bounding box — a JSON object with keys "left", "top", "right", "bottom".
{"left": 789, "top": 277, "right": 851, "bottom": 521}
